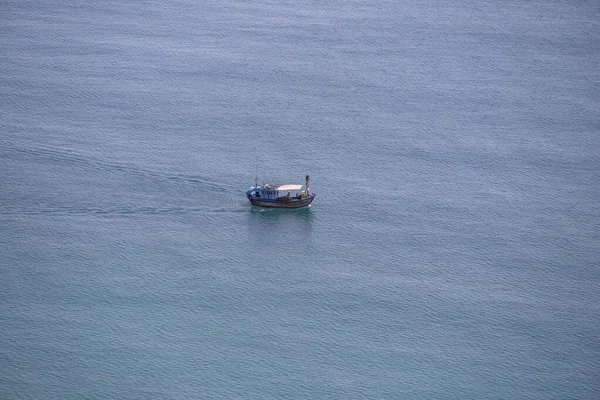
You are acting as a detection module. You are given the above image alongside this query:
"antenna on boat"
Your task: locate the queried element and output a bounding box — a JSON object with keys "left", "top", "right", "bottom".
{"left": 254, "top": 163, "right": 259, "bottom": 187}
{"left": 305, "top": 175, "right": 310, "bottom": 194}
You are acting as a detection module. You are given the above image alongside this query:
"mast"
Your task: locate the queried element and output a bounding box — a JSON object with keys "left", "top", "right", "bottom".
{"left": 305, "top": 175, "right": 310, "bottom": 195}
{"left": 254, "top": 163, "right": 259, "bottom": 188}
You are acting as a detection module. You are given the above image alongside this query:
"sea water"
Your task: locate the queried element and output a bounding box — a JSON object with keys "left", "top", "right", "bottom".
{"left": 1, "top": 0, "right": 599, "bottom": 398}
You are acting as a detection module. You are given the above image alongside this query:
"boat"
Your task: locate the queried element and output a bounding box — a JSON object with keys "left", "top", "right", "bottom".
{"left": 246, "top": 175, "right": 315, "bottom": 208}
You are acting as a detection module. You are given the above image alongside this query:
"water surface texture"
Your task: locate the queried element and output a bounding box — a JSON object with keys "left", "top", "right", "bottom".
{"left": 1, "top": 0, "right": 599, "bottom": 398}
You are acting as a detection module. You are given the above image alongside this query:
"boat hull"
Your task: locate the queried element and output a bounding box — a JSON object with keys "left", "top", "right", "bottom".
{"left": 248, "top": 194, "right": 315, "bottom": 208}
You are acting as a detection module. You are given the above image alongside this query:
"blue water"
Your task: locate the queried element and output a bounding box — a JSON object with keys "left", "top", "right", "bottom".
{"left": 1, "top": 0, "right": 599, "bottom": 398}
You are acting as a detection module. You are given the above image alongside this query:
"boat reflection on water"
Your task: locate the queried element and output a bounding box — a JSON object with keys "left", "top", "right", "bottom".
{"left": 246, "top": 198, "right": 315, "bottom": 249}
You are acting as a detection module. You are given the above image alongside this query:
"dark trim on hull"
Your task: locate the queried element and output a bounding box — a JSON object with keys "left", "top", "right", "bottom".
{"left": 248, "top": 195, "right": 315, "bottom": 208}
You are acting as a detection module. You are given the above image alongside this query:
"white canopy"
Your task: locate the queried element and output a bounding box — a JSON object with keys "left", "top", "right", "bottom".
{"left": 277, "top": 184, "right": 303, "bottom": 191}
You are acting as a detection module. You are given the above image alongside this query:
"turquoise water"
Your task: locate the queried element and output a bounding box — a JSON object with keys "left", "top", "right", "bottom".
{"left": 1, "top": 0, "right": 599, "bottom": 398}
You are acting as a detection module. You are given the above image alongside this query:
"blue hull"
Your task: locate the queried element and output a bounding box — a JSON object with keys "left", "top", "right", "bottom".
{"left": 248, "top": 194, "right": 315, "bottom": 208}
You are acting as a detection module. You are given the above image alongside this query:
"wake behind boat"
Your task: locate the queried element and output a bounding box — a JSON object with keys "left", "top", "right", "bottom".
{"left": 246, "top": 175, "right": 315, "bottom": 208}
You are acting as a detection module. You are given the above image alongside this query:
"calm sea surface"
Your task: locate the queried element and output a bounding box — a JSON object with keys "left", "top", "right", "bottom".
{"left": 1, "top": 0, "right": 599, "bottom": 398}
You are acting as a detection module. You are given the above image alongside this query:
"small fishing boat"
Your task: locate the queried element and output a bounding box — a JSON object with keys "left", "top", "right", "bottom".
{"left": 246, "top": 175, "right": 315, "bottom": 208}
